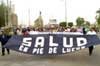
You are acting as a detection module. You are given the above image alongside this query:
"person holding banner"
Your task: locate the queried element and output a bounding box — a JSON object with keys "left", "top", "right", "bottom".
{"left": 0, "top": 31, "right": 11, "bottom": 56}
{"left": 87, "top": 27, "right": 97, "bottom": 56}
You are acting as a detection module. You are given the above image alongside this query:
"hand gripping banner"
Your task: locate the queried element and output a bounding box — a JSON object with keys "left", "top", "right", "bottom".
{"left": 4, "top": 32, "right": 100, "bottom": 56}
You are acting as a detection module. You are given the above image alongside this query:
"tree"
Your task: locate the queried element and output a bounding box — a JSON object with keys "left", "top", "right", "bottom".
{"left": 85, "top": 21, "right": 90, "bottom": 26}
{"left": 0, "top": 2, "right": 8, "bottom": 27}
{"left": 59, "top": 22, "right": 67, "bottom": 27}
{"left": 96, "top": 8, "right": 100, "bottom": 28}
{"left": 97, "top": 16, "right": 100, "bottom": 28}
{"left": 76, "top": 17, "right": 85, "bottom": 27}
{"left": 82, "top": 21, "right": 91, "bottom": 28}
{"left": 68, "top": 22, "right": 73, "bottom": 27}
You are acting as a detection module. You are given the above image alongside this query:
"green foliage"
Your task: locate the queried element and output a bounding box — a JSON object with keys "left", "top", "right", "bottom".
{"left": 59, "top": 22, "right": 67, "bottom": 27}
{"left": 5, "top": 27, "right": 10, "bottom": 35}
{"left": 97, "top": 16, "right": 100, "bottom": 28}
{"left": 68, "top": 22, "right": 73, "bottom": 27}
{"left": 0, "top": 3, "right": 9, "bottom": 27}
{"left": 85, "top": 21, "right": 90, "bottom": 26}
{"left": 96, "top": 8, "right": 100, "bottom": 28}
{"left": 76, "top": 17, "right": 85, "bottom": 27}
{"left": 82, "top": 21, "right": 90, "bottom": 28}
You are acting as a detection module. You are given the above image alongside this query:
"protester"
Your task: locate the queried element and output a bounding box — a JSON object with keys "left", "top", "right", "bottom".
{"left": 82, "top": 27, "right": 87, "bottom": 35}
{"left": 64, "top": 27, "right": 71, "bottom": 32}
{"left": 87, "top": 27, "right": 97, "bottom": 56}
{"left": 87, "top": 27, "right": 96, "bottom": 35}
{"left": 29, "top": 28, "right": 39, "bottom": 34}
{"left": 70, "top": 28, "right": 77, "bottom": 32}
{"left": 77, "top": 27, "right": 83, "bottom": 33}
{"left": 22, "top": 28, "right": 29, "bottom": 35}
{"left": 15, "top": 28, "right": 22, "bottom": 35}
{"left": 0, "top": 30, "right": 11, "bottom": 56}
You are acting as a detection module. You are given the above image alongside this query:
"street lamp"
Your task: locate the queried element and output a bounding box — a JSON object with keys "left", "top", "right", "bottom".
{"left": 65, "top": 0, "right": 67, "bottom": 23}
{"left": 61, "top": 0, "right": 67, "bottom": 26}
{"left": 28, "top": 8, "right": 30, "bottom": 26}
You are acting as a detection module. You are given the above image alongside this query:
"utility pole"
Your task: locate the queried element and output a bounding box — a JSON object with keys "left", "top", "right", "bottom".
{"left": 9, "top": 0, "right": 12, "bottom": 27}
{"left": 7, "top": 0, "right": 12, "bottom": 27}
{"left": 60, "top": 0, "right": 67, "bottom": 26}
{"left": 28, "top": 8, "right": 30, "bottom": 26}
{"left": 7, "top": 0, "right": 9, "bottom": 26}
{"left": 65, "top": 0, "right": 67, "bottom": 23}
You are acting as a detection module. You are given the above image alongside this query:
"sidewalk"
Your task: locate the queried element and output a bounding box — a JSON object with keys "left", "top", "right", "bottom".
{"left": 0, "top": 45, "right": 100, "bottom": 66}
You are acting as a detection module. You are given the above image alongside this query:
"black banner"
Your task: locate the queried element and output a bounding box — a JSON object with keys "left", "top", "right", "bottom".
{"left": 4, "top": 33, "right": 100, "bottom": 55}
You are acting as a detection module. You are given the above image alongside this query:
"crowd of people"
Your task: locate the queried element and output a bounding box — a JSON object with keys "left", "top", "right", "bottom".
{"left": 14, "top": 26, "right": 97, "bottom": 35}
{"left": 14, "top": 26, "right": 97, "bottom": 56}
{"left": 0, "top": 26, "right": 98, "bottom": 56}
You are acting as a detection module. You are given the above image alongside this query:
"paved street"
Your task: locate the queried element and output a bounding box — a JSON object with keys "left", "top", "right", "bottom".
{"left": 0, "top": 45, "right": 100, "bottom": 66}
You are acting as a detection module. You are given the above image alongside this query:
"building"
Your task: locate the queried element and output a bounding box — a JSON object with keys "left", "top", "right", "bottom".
{"left": 34, "top": 11, "right": 44, "bottom": 29}
{"left": 7, "top": 2, "right": 18, "bottom": 27}
{"left": 11, "top": 13, "right": 18, "bottom": 27}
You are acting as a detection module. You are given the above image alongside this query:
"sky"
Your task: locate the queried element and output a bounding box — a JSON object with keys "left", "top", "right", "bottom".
{"left": 10, "top": 0, "right": 100, "bottom": 26}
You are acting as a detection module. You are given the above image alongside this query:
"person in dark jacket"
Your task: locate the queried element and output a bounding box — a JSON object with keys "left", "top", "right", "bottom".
{"left": 0, "top": 31, "right": 11, "bottom": 56}
{"left": 82, "top": 27, "right": 87, "bottom": 35}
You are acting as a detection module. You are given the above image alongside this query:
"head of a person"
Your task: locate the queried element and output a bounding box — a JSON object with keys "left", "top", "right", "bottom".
{"left": 16, "top": 28, "right": 20, "bottom": 31}
{"left": 90, "top": 27, "right": 96, "bottom": 32}
{"left": 22, "top": 28, "right": 27, "bottom": 33}
{"left": 70, "top": 28, "right": 77, "bottom": 32}
{"left": 1, "top": 30, "right": 6, "bottom": 35}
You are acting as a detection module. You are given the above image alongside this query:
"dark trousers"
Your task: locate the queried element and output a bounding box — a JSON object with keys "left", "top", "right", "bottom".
{"left": 89, "top": 46, "right": 94, "bottom": 56}
{"left": 1, "top": 45, "right": 10, "bottom": 56}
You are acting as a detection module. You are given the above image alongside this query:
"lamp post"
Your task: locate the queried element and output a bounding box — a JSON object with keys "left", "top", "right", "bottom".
{"left": 28, "top": 8, "right": 30, "bottom": 26}
{"left": 61, "top": 0, "right": 67, "bottom": 26}
{"left": 65, "top": 0, "right": 67, "bottom": 24}
{"left": 7, "top": 0, "right": 12, "bottom": 27}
